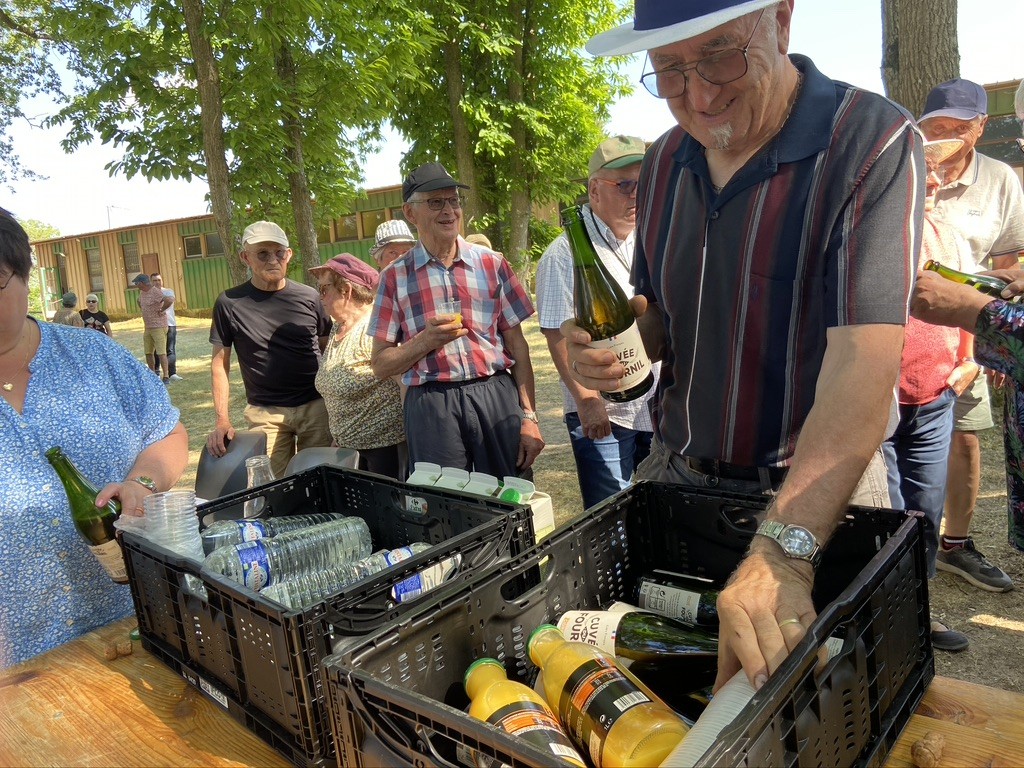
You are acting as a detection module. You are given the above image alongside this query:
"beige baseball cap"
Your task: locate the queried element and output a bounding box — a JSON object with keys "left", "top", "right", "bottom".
{"left": 588, "top": 136, "right": 646, "bottom": 176}
{"left": 242, "top": 221, "right": 289, "bottom": 248}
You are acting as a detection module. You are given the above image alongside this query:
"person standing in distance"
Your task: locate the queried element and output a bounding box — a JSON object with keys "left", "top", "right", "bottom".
{"left": 151, "top": 273, "right": 182, "bottom": 381}
{"left": 370, "top": 219, "right": 417, "bottom": 271}
{"left": 51, "top": 292, "right": 84, "bottom": 327}
{"left": 918, "top": 78, "right": 1024, "bottom": 594}
{"left": 206, "top": 221, "right": 332, "bottom": 478}
{"left": 572, "top": 0, "right": 923, "bottom": 690}
{"left": 134, "top": 273, "right": 172, "bottom": 383}
{"left": 369, "top": 162, "right": 544, "bottom": 477}
{"left": 536, "top": 135, "right": 660, "bottom": 509}
{"left": 80, "top": 294, "right": 112, "bottom": 336}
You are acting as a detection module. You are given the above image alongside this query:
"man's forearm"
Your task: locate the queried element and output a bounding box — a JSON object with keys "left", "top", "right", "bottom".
{"left": 757, "top": 324, "right": 904, "bottom": 548}
{"left": 211, "top": 363, "right": 232, "bottom": 424}
{"left": 371, "top": 336, "right": 429, "bottom": 379}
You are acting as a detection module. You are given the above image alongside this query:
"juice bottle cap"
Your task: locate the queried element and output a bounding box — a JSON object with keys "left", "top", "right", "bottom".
{"left": 464, "top": 657, "right": 504, "bottom": 685}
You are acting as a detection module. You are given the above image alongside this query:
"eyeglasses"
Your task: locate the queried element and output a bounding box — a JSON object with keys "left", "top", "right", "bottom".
{"left": 593, "top": 178, "right": 639, "bottom": 196}
{"left": 409, "top": 195, "right": 464, "bottom": 211}
{"left": 1017, "top": 138, "right": 1024, "bottom": 156}
{"left": 252, "top": 249, "right": 288, "bottom": 262}
{"left": 86, "top": 300, "right": 98, "bottom": 304}
{"left": 640, "top": 9, "right": 765, "bottom": 99}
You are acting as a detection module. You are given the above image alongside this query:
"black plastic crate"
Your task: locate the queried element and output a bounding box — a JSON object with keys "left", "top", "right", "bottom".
{"left": 322, "top": 480, "right": 933, "bottom": 768}
{"left": 120, "top": 465, "right": 534, "bottom": 767}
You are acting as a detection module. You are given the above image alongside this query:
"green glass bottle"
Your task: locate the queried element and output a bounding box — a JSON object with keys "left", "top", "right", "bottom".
{"left": 556, "top": 605, "right": 717, "bottom": 664}
{"left": 635, "top": 570, "right": 720, "bottom": 629}
{"left": 45, "top": 446, "right": 128, "bottom": 584}
{"left": 563, "top": 205, "right": 654, "bottom": 403}
{"left": 923, "top": 259, "right": 1019, "bottom": 302}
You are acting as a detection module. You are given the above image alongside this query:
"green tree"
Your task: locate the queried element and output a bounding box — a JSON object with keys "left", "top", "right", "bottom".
{"left": 0, "top": 2, "right": 61, "bottom": 188}
{"left": 19, "top": 217, "right": 60, "bottom": 242}
{"left": 392, "top": 0, "right": 631, "bottom": 279}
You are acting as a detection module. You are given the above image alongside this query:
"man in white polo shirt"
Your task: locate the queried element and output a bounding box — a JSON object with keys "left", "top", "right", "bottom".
{"left": 920, "top": 78, "right": 1024, "bottom": 593}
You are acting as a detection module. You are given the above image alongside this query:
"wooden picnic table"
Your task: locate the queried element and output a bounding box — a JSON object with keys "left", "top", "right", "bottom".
{"left": 2, "top": 617, "right": 1022, "bottom": 767}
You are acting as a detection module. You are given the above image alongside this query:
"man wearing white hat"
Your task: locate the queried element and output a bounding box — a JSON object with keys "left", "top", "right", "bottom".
{"left": 207, "top": 220, "right": 332, "bottom": 477}
{"left": 567, "top": 0, "right": 925, "bottom": 688}
{"left": 370, "top": 219, "right": 416, "bottom": 270}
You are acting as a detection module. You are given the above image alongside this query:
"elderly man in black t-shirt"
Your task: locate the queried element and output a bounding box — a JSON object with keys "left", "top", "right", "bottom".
{"left": 206, "top": 220, "right": 332, "bottom": 477}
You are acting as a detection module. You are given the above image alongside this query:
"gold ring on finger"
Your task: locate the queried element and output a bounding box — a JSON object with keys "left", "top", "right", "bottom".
{"left": 778, "top": 618, "right": 803, "bottom": 629}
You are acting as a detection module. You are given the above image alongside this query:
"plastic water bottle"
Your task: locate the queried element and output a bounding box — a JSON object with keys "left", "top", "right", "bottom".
{"left": 243, "top": 455, "right": 275, "bottom": 518}
{"left": 203, "top": 517, "right": 372, "bottom": 592}
{"left": 201, "top": 512, "right": 344, "bottom": 554}
{"left": 262, "top": 543, "right": 432, "bottom": 609}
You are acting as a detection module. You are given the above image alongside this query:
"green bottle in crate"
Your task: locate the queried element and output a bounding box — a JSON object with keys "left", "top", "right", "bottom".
{"left": 635, "top": 570, "right": 720, "bottom": 629}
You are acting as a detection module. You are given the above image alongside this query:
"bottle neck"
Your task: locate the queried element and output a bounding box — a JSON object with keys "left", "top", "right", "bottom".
{"left": 465, "top": 661, "right": 505, "bottom": 698}
{"left": 528, "top": 626, "right": 563, "bottom": 666}
{"left": 46, "top": 448, "right": 98, "bottom": 499}
{"left": 561, "top": 206, "right": 600, "bottom": 268}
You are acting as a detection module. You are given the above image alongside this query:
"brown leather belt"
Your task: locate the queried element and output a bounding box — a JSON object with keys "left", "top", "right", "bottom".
{"left": 684, "top": 456, "right": 788, "bottom": 485}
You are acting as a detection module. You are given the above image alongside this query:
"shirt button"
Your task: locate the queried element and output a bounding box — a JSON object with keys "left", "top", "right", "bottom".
{"left": 710, "top": 211, "right": 720, "bottom": 220}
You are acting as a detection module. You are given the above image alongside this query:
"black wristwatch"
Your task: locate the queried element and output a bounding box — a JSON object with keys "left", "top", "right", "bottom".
{"left": 130, "top": 476, "right": 157, "bottom": 493}
{"left": 754, "top": 521, "right": 822, "bottom": 567}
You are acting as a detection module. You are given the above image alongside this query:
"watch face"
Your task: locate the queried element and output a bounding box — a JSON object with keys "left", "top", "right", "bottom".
{"left": 781, "top": 526, "right": 815, "bottom": 557}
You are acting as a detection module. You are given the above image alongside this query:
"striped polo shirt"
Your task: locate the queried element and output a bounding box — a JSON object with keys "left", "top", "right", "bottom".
{"left": 634, "top": 54, "right": 925, "bottom": 468}
{"left": 368, "top": 238, "right": 535, "bottom": 386}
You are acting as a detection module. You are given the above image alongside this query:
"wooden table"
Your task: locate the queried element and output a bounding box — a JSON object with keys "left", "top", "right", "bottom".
{"left": 2, "top": 618, "right": 1023, "bottom": 767}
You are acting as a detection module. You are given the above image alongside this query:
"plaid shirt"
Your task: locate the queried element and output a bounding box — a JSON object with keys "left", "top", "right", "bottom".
{"left": 368, "top": 239, "right": 535, "bottom": 386}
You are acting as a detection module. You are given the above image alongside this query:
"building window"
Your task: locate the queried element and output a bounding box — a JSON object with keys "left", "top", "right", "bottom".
{"left": 334, "top": 214, "right": 358, "bottom": 241}
{"left": 205, "top": 232, "right": 225, "bottom": 257}
{"left": 123, "top": 242, "right": 141, "bottom": 283}
{"left": 183, "top": 235, "right": 203, "bottom": 259}
{"left": 85, "top": 247, "right": 104, "bottom": 293}
{"left": 316, "top": 222, "right": 331, "bottom": 244}
{"left": 360, "top": 209, "right": 387, "bottom": 238}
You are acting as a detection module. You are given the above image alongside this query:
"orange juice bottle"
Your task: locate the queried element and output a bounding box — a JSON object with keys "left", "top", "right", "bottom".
{"left": 464, "top": 658, "right": 585, "bottom": 767}
{"left": 528, "top": 624, "right": 688, "bottom": 768}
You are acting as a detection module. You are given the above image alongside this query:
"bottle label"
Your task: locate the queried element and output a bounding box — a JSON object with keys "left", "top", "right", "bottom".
{"left": 486, "top": 700, "right": 585, "bottom": 766}
{"left": 558, "top": 657, "right": 652, "bottom": 768}
{"left": 382, "top": 546, "right": 417, "bottom": 567}
{"left": 557, "top": 609, "right": 633, "bottom": 655}
{"left": 234, "top": 541, "right": 271, "bottom": 591}
{"left": 238, "top": 520, "right": 269, "bottom": 542}
{"left": 588, "top": 321, "right": 651, "bottom": 392}
{"left": 391, "top": 554, "right": 462, "bottom": 602}
{"left": 89, "top": 539, "right": 128, "bottom": 583}
{"left": 637, "top": 581, "right": 702, "bottom": 625}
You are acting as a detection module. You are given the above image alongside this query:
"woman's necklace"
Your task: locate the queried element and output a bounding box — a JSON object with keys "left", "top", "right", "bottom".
{"left": 0, "top": 330, "right": 31, "bottom": 392}
{"left": 588, "top": 208, "right": 631, "bottom": 272}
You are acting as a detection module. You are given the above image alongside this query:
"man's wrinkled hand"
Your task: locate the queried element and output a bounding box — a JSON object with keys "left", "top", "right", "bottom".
{"left": 420, "top": 316, "right": 469, "bottom": 352}
{"left": 714, "top": 547, "right": 816, "bottom": 693}
{"left": 517, "top": 420, "right": 545, "bottom": 470}
{"left": 206, "top": 422, "right": 235, "bottom": 458}
{"left": 578, "top": 397, "right": 612, "bottom": 440}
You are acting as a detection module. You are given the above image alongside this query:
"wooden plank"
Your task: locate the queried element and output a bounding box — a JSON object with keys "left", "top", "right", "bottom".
{"left": 886, "top": 714, "right": 1024, "bottom": 768}
{"left": 916, "top": 676, "right": 1024, "bottom": 740}
{"left": 0, "top": 619, "right": 284, "bottom": 768}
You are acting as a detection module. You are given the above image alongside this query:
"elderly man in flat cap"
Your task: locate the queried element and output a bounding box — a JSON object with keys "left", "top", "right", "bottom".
{"left": 566, "top": 0, "right": 926, "bottom": 689}
{"left": 369, "top": 162, "right": 544, "bottom": 478}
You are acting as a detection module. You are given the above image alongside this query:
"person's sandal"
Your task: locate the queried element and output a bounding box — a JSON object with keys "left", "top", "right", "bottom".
{"left": 930, "top": 620, "right": 969, "bottom": 652}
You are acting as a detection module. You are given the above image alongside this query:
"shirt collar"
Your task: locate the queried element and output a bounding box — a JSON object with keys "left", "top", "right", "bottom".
{"left": 410, "top": 240, "right": 474, "bottom": 272}
{"left": 584, "top": 204, "right": 633, "bottom": 248}
{"left": 943, "top": 150, "right": 979, "bottom": 189}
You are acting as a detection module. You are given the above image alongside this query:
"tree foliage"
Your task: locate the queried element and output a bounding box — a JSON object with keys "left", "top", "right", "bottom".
{"left": 18, "top": 217, "right": 60, "bottom": 241}
{"left": 881, "top": 0, "right": 959, "bottom": 116}
{"left": 390, "top": 0, "right": 632, "bottom": 276}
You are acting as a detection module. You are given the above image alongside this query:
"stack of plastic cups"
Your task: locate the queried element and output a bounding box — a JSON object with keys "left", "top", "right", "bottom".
{"left": 144, "top": 490, "right": 205, "bottom": 562}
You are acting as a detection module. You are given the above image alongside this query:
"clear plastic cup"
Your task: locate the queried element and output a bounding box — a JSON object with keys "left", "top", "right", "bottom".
{"left": 437, "top": 299, "right": 462, "bottom": 325}
{"left": 143, "top": 490, "right": 203, "bottom": 560}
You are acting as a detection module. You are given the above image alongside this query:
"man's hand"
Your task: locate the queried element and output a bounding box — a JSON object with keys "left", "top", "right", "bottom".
{"left": 910, "top": 270, "right": 994, "bottom": 331}
{"left": 714, "top": 547, "right": 816, "bottom": 692}
{"left": 96, "top": 481, "right": 153, "bottom": 518}
{"left": 517, "top": 419, "right": 545, "bottom": 470}
{"left": 207, "top": 421, "right": 236, "bottom": 458}
{"left": 561, "top": 296, "right": 649, "bottom": 392}
{"left": 578, "top": 396, "right": 612, "bottom": 440}
{"left": 418, "top": 316, "right": 469, "bottom": 352}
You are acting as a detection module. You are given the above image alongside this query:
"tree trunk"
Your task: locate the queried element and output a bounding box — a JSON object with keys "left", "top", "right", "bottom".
{"left": 442, "top": 33, "right": 482, "bottom": 229}
{"left": 181, "top": 0, "right": 245, "bottom": 285}
{"left": 506, "top": 0, "right": 532, "bottom": 283}
{"left": 274, "top": 43, "right": 319, "bottom": 284}
{"left": 881, "top": 0, "right": 959, "bottom": 116}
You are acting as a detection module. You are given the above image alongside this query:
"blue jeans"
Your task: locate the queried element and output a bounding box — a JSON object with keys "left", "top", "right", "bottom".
{"left": 565, "top": 412, "right": 652, "bottom": 510}
{"left": 882, "top": 387, "right": 956, "bottom": 578}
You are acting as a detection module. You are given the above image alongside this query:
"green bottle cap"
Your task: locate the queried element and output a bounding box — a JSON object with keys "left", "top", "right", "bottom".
{"left": 527, "top": 623, "right": 561, "bottom": 649}
{"left": 464, "top": 657, "right": 504, "bottom": 686}
{"left": 499, "top": 488, "right": 523, "bottom": 504}
{"left": 129, "top": 627, "right": 141, "bottom": 642}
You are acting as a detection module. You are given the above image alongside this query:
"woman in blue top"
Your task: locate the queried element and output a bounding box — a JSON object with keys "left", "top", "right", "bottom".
{"left": 0, "top": 209, "right": 189, "bottom": 668}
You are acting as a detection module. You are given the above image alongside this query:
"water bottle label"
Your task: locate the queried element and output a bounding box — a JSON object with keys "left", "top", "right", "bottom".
{"left": 234, "top": 541, "right": 271, "bottom": 591}
{"left": 237, "top": 520, "right": 269, "bottom": 542}
{"left": 556, "top": 610, "right": 631, "bottom": 656}
{"left": 487, "top": 701, "right": 585, "bottom": 767}
{"left": 391, "top": 554, "right": 462, "bottom": 602}
{"left": 382, "top": 546, "right": 417, "bottom": 567}
{"left": 558, "top": 657, "right": 651, "bottom": 768}
{"left": 588, "top": 321, "right": 651, "bottom": 391}
{"left": 638, "top": 581, "right": 701, "bottom": 625}
{"left": 89, "top": 540, "right": 128, "bottom": 582}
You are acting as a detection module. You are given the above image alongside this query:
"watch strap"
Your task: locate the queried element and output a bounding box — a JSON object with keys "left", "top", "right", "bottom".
{"left": 130, "top": 476, "right": 157, "bottom": 492}
{"left": 754, "top": 520, "right": 822, "bottom": 567}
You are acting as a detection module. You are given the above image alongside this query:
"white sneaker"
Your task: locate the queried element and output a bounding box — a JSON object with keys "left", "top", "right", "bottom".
{"left": 169, "top": 374, "right": 184, "bottom": 381}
